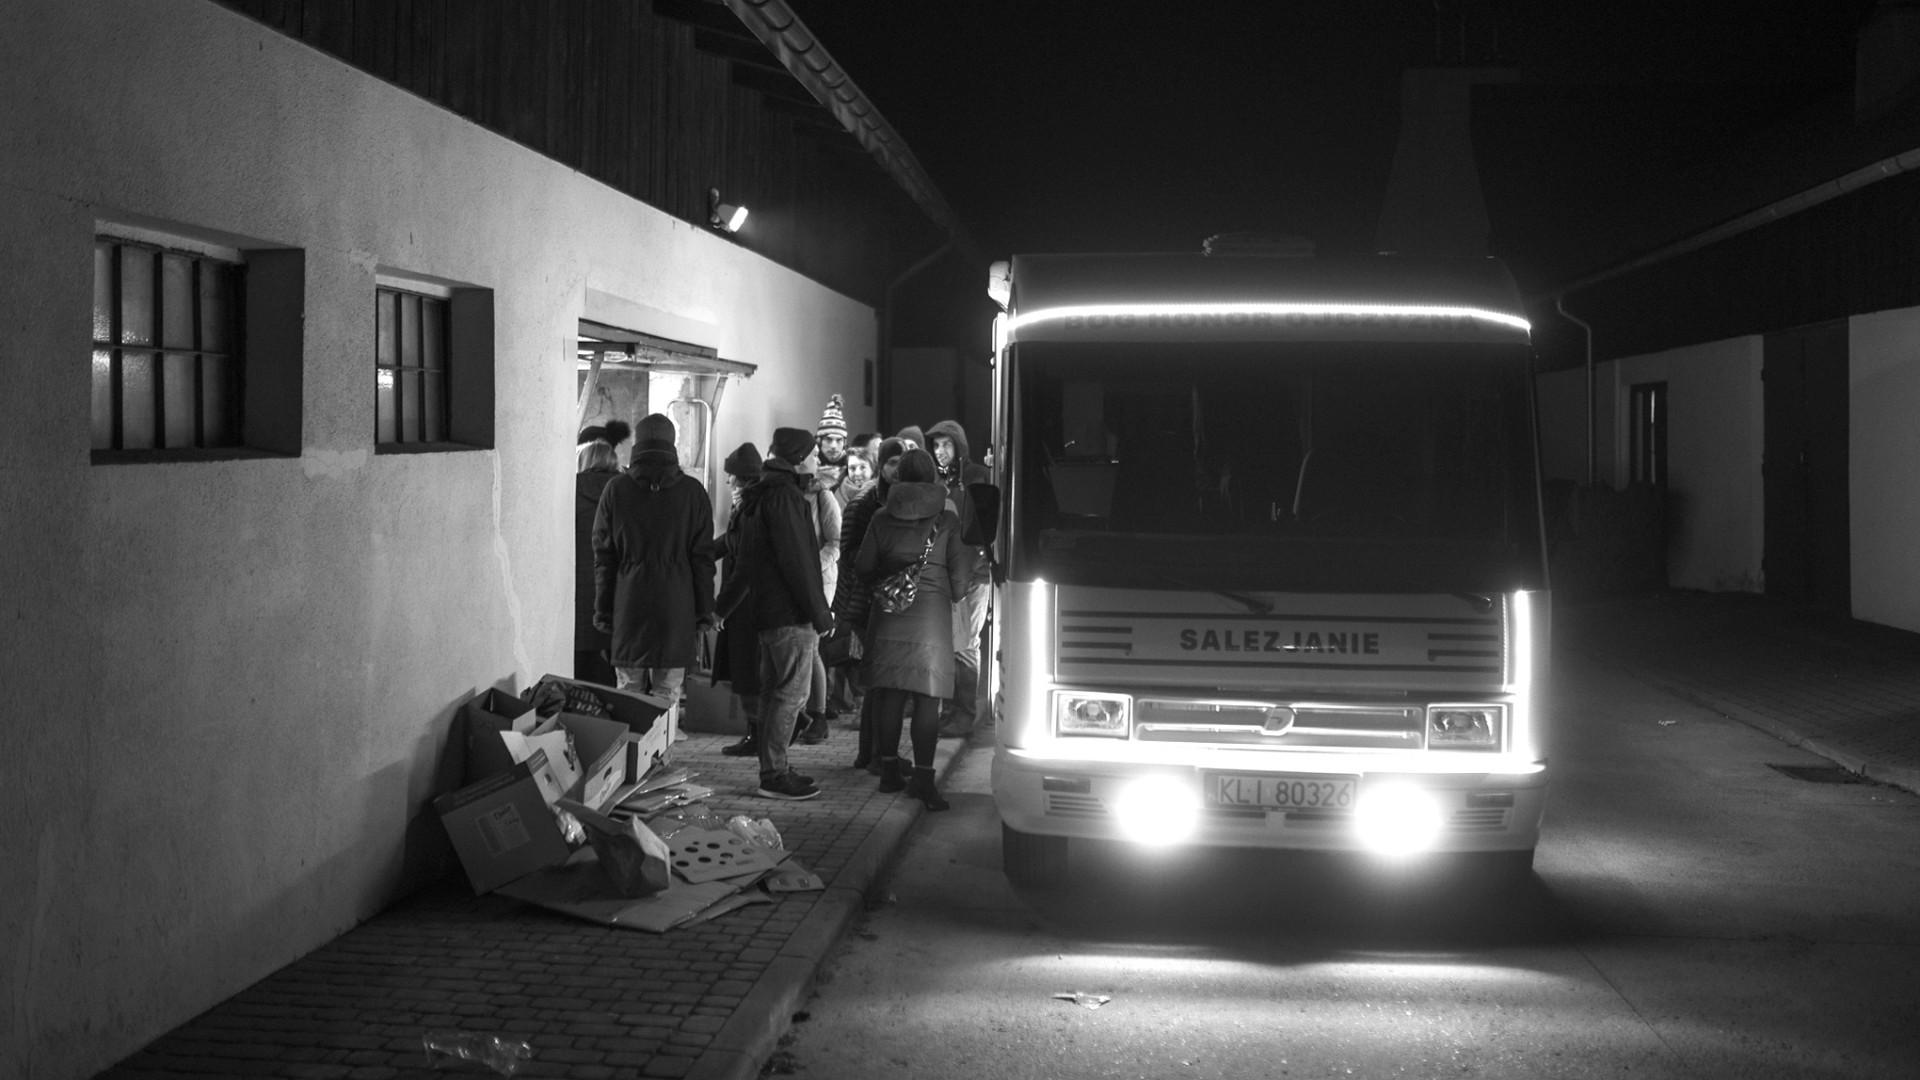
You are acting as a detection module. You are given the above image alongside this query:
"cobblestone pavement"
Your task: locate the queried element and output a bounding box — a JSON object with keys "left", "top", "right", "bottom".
{"left": 1559, "top": 590, "right": 1920, "bottom": 795}
{"left": 96, "top": 726, "right": 968, "bottom": 1080}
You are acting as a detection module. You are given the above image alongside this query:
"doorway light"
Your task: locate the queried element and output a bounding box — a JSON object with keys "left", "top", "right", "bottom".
{"left": 709, "top": 188, "right": 748, "bottom": 233}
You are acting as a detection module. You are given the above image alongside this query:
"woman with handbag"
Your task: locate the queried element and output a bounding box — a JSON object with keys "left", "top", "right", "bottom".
{"left": 835, "top": 437, "right": 910, "bottom": 771}
{"left": 852, "top": 448, "right": 972, "bottom": 810}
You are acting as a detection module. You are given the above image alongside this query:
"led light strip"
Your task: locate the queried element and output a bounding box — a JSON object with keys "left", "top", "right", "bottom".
{"left": 1008, "top": 302, "right": 1531, "bottom": 334}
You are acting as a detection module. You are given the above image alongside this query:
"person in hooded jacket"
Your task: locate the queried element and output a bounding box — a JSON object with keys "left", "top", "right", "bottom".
{"left": 713, "top": 442, "right": 767, "bottom": 759}
{"left": 794, "top": 450, "right": 843, "bottom": 745}
{"left": 592, "top": 413, "right": 717, "bottom": 717}
{"left": 835, "top": 436, "right": 909, "bottom": 770}
{"left": 714, "top": 427, "right": 833, "bottom": 800}
{"left": 574, "top": 439, "right": 622, "bottom": 685}
{"left": 853, "top": 447, "right": 972, "bottom": 810}
{"left": 928, "top": 419, "right": 995, "bottom": 737}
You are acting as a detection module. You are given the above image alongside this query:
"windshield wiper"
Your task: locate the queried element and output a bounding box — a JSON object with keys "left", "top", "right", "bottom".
{"left": 1150, "top": 570, "right": 1274, "bottom": 615}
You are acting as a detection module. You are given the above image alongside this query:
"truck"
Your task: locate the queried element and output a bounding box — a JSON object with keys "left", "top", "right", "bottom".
{"left": 976, "top": 249, "right": 1550, "bottom": 885}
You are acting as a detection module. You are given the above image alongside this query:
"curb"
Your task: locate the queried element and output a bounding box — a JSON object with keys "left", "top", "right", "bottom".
{"left": 684, "top": 735, "right": 974, "bottom": 1080}
{"left": 1577, "top": 648, "right": 1920, "bottom": 799}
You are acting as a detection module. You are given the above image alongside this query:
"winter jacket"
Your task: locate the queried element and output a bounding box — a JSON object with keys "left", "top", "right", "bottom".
{"left": 714, "top": 462, "right": 833, "bottom": 633}
{"left": 927, "top": 420, "right": 994, "bottom": 586}
{"left": 592, "top": 460, "right": 717, "bottom": 669}
{"left": 833, "top": 481, "right": 888, "bottom": 627}
{"left": 709, "top": 509, "right": 761, "bottom": 695}
{"left": 854, "top": 481, "right": 971, "bottom": 697}
{"left": 804, "top": 475, "right": 843, "bottom": 605}
{"left": 575, "top": 468, "right": 619, "bottom": 651}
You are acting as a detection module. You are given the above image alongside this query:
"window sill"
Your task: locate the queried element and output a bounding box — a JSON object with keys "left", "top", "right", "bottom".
{"left": 375, "top": 441, "right": 491, "bottom": 455}
{"left": 91, "top": 447, "right": 294, "bottom": 466}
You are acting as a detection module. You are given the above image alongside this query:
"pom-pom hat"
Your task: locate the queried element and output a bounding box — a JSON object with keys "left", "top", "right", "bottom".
{"left": 816, "top": 394, "right": 847, "bottom": 440}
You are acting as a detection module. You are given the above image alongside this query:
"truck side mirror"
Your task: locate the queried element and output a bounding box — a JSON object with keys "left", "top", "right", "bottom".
{"left": 965, "top": 483, "right": 1002, "bottom": 546}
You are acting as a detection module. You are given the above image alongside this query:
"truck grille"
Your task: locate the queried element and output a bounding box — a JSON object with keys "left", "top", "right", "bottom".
{"left": 1135, "top": 699, "right": 1424, "bottom": 750}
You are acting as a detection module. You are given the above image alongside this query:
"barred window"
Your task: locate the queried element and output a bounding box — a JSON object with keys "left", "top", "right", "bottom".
{"left": 92, "top": 238, "right": 242, "bottom": 451}
{"left": 375, "top": 287, "right": 451, "bottom": 445}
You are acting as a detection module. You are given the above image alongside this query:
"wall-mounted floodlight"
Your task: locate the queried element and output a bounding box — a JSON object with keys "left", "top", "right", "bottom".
{"left": 709, "top": 188, "right": 748, "bottom": 233}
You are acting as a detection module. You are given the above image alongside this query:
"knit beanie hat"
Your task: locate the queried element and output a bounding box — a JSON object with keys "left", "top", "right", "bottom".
{"left": 723, "top": 441, "right": 762, "bottom": 479}
{"left": 816, "top": 394, "right": 847, "bottom": 440}
{"left": 875, "top": 436, "right": 910, "bottom": 472}
{"left": 635, "top": 413, "right": 676, "bottom": 462}
{"left": 894, "top": 425, "right": 926, "bottom": 452}
{"left": 769, "top": 426, "right": 815, "bottom": 465}
{"left": 601, "top": 419, "right": 632, "bottom": 448}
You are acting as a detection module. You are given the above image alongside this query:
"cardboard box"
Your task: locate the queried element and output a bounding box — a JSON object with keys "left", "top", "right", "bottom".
{"left": 537, "top": 674, "right": 670, "bottom": 732}
{"left": 433, "top": 755, "right": 573, "bottom": 894}
{"left": 460, "top": 687, "right": 541, "bottom": 785}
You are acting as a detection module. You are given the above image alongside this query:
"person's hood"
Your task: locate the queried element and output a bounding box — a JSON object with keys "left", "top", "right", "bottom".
{"left": 756, "top": 460, "right": 799, "bottom": 488}
{"left": 884, "top": 481, "right": 947, "bottom": 521}
{"left": 626, "top": 460, "right": 684, "bottom": 490}
{"left": 576, "top": 469, "right": 618, "bottom": 504}
{"left": 927, "top": 420, "right": 971, "bottom": 468}
{"left": 894, "top": 425, "right": 927, "bottom": 453}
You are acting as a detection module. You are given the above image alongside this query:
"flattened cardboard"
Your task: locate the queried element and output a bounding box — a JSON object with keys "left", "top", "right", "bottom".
{"left": 663, "top": 826, "right": 784, "bottom": 883}
{"left": 433, "top": 756, "right": 572, "bottom": 894}
{"left": 496, "top": 849, "right": 748, "bottom": 933}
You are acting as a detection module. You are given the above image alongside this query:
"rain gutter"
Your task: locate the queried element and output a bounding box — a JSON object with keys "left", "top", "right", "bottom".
{"left": 724, "top": 0, "right": 987, "bottom": 268}
{"left": 1547, "top": 144, "right": 1920, "bottom": 300}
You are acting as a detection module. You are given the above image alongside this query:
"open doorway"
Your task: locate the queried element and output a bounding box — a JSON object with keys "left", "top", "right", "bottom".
{"left": 572, "top": 318, "right": 756, "bottom": 688}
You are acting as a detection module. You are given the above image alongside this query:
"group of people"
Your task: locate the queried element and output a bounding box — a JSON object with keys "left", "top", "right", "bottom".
{"left": 575, "top": 395, "right": 992, "bottom": 808}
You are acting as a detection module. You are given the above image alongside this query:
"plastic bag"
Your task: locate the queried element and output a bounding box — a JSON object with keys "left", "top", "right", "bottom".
{"left": 726, "top": 815, "right": 784, "bottom": 851}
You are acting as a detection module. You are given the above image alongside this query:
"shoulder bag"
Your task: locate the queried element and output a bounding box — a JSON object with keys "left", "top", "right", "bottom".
{"left": 871, "top": 522, "right": 938, "bottom": 616}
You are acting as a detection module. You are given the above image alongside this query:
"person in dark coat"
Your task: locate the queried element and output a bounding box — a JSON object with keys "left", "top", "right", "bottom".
{"left": 714, "top": 442, "right": 767, "bottom": 758}
{"left": 714, "top": 427, "right": 833, "bottom": 800}
{"left": 928, "top": 419, "right": 995, "bottom": 737}
{"left": 574, "top": 440, "right": 622, "bottom": 685}
{"left": 836, "top": 436, "right": 911, "bottom": 771}
{"left": 853, "top": 448, "right": 971, "bottom": 810}
{"left": 592, "top": 413, "right": 716, "bottom": 713}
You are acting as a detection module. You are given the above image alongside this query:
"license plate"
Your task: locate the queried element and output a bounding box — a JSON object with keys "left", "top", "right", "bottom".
{"left": 1206, "top": 772, "right": 1357, "bottom": 811}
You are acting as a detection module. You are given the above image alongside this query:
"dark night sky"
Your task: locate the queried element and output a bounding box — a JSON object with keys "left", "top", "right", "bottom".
{"left": 790, "top": 1, "right": 1878, "bottom": 286}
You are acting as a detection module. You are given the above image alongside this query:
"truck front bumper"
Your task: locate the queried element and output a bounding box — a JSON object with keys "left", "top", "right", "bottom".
{"left": 992, "top": 745, "right": 1547, "bottom": 854}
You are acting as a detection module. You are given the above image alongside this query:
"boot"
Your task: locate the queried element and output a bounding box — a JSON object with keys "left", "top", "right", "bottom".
{"left": 905, "top": 767, "right": 950, "bottom": 812}
{"left": 797, "top": 711, "right": 831, "bottom": 746}
{"left": 852, "top": 720, "right": 872, "bottom": 771}
{"left": 720, "top": 731, "right": 760, "bottom": 757}
{"left": 876, "top": 757, "right": 907, "bottom": 793}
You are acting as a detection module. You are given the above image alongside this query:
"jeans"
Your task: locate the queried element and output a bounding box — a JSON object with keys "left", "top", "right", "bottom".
{"left": 946, "top": 578, "right": 991, "bottom": 731}
{"left": 756, "top": 625, "right": 817, "bottom": 781}
{"left": 614, "top": 666, "right": 685, "bottom": 701}
{"left": 616, "top": 666, "right": 685, "bottom": 742}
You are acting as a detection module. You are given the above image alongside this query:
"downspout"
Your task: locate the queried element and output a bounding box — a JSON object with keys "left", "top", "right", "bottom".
{"left": 1554, "top": 295, "right": 1597, "bottom": 487}
{"left": 880, "top": 243, "right": 953, "bottom": 433}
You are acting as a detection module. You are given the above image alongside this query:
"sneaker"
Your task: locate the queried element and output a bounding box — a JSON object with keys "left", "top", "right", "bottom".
{"left": 757, "top": 772, "right": 821, "bottom": 800}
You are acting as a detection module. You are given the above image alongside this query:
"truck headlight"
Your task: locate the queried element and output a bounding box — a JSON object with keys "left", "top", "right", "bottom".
{"left": 1054, "top": 691, "right": 1130, "bottom": 738}
{"left": 1354, "top": 782, "right": 1443, "bottom": 854}
{"left": 1427, "top": 704, "right": 1503, "bottom": 750}
{"left": 1112, "top": 775, "right": 1198, "bottom": 845}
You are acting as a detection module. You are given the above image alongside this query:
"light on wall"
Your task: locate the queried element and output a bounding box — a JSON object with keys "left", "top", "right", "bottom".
{"left": 709, "top": 188, "right": 749, "bottom": 233}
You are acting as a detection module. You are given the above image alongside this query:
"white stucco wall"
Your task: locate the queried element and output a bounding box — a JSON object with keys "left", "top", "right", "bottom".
{"left": 0, "top": 2, "right": 877, "bottom": 1077}
{"left": 1848, "top": 307, "right": 1920, "bottom": 633}
{"left": 1537, "top": 336, "right": 1764, "bottom": 592}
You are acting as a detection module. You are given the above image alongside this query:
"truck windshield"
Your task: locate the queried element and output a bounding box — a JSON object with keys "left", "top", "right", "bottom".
{"left": 1010, "top": 340, "right": 1545, "bottom": 593}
